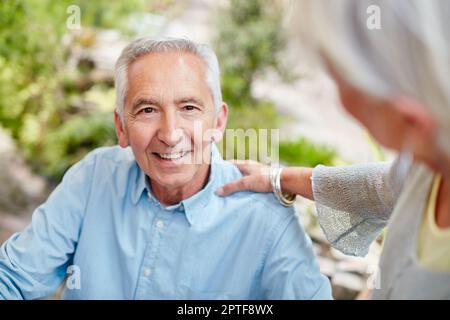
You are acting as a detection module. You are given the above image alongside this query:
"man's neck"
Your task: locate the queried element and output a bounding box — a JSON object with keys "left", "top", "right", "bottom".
{"left": 150, "top": 164, "right": 211, "bottom": 206}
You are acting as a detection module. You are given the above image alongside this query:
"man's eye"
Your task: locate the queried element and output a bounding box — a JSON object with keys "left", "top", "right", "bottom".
{"left": 184, "top": 105, "right": 197, "bottom": 111}
{"left": 141, "top": 107, "right": 155, "bottom": 113}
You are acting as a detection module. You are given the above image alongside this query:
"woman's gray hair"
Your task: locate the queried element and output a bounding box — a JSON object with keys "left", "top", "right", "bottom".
{"left": 295, "top": 0, "right": 450, "bottom": 151}
{"left": 114, "top": 37, "right": 223, "bottom": 122}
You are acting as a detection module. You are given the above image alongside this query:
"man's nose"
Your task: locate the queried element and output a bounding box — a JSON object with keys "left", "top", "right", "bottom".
{"left": 157, "top": 113, "right": 183, "bottom": 147}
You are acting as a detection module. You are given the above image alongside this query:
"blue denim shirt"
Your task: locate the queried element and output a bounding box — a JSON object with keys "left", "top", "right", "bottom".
{"left": 0, "top": 145, "right": 331, "bottom": 299}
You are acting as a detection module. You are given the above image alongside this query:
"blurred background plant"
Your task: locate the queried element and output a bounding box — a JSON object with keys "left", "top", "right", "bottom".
{"left": 214, "top": 0, "right": 288, "bottom": 111}
{"left": 213, "top": 0, "right": 335, "bottom": 166}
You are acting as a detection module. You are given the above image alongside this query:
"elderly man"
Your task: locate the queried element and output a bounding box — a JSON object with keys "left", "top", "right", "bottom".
{"left": 0, "top": 38, "right": 331, "bottom": 299}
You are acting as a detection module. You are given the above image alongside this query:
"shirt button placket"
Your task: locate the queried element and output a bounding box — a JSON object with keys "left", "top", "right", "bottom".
{"left": 135, "top": 210, "right": 168, "bottom": 299}
{"left": 141, "top": 207, "right": 174, "bottom": 298}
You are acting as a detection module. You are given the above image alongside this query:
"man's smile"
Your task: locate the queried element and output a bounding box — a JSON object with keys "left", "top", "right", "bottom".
{"left": 151, "top": 150, "right": 192, "bottom": 163}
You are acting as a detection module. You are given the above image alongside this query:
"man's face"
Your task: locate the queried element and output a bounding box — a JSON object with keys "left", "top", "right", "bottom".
{"left": 115, "top": 52, "right": 227, "bottom": 190}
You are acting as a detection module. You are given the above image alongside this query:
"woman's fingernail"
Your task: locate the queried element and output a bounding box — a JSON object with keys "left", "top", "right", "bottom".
{"left": 215, "top": 188, "right": 224, "bottom": 196}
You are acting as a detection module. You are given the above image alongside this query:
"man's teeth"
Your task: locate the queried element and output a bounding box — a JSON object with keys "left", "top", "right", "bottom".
{"left": 156, "top": 151, "right": 188, "bottom": 160}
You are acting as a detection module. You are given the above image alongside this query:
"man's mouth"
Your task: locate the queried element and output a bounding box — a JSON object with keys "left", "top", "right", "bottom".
{"left": 152, "top": 151, "right": 191, "bottom": 160}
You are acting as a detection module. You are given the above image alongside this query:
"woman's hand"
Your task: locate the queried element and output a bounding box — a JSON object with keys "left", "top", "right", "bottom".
{"left": 215, "top": 160, "right": 272, "bottom": 196}
{"left": 216, "top": 160, "right": 315, "bottom": 200}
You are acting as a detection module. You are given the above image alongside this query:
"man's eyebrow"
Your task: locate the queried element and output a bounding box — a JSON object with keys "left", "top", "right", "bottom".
{"left": 132, "top": 98, "right": 159, "bottom": 111}
{"left": 175, "top": 97, "right": 204, "bottom": 106}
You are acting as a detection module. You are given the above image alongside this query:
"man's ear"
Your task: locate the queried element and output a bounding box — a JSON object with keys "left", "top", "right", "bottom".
{"left": 213, "top": 103, "right": 228, "bottom": 142}
{"left": 114, "top": 110, "right": 129, "bottom": 148}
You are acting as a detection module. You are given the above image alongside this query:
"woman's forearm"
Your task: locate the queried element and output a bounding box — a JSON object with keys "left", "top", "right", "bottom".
{"left": 280, "top": 167, "right": 314, "bottom": 201}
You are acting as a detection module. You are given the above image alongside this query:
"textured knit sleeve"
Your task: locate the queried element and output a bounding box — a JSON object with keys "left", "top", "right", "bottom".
{"left": 311, "top": 156, "right": 409, "bottom": 256}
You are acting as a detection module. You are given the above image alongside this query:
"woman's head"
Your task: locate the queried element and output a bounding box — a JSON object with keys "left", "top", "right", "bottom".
{"left": 295, "top": 0, "right": 450, "bottom": 174}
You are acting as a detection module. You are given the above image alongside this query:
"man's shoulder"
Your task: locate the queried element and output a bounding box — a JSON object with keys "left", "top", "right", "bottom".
{"left": 217, "top": 160, "right": 295, "bottom": 223}
{"left": 65, "top": 145, "right": 136, "bottom": 181}
{"left": 85, "top": 145, "right": 135, "bottom": 164}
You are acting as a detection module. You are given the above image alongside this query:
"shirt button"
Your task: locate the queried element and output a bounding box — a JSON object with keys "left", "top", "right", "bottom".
{"left": 156, "top": 219, "right": 164, "bottom": 229}
{"left": 143, "top": 267, "right": 152, "bottom": 277}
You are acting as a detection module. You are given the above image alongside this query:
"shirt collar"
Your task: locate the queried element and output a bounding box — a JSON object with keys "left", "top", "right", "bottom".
{"left": 131, "top": 144, "right": 222, "bottom": 226}
{"left": 131, "top": 161, "right": 148, "bottom": 205}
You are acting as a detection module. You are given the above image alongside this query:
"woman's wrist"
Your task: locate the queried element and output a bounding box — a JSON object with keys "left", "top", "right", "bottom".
{"left": 281, "top": 167, "right": 314, "bottom": 200}
{"left": 270, "top": 167, "right": 296, "bottom": 206}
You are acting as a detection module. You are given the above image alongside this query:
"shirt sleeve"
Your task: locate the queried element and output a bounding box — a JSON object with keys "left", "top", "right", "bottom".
{"left": 260, "top": 209, "right": 333, "bottom": 300}
{"left": 0, "top": 153, "right": 95, "bottom": 300}
{"left": 311, "top": 157, "right": 409, "bottom": 257}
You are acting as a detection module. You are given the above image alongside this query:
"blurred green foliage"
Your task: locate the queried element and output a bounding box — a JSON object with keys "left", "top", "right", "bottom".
{"left": 214, "top": 0, "right": 288, "bottom": 109}
{"left": 279, "top": 139, "right": 336, "bottom": 167}
{"left": 214, "top": 0, "right": 335, "bottom": 166}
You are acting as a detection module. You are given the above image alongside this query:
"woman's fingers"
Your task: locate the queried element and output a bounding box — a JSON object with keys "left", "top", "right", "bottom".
{"left": 229, "top": 159, "right": 257, "bottom": 166}
{"left": 229, "top": 159, "right": 269, "bottom": 176}
{"left": 216, "top": 175, "right": 271, "bottom": 197}
{"left": 217, "top": 160, "right": 272, "bottom": 196}
{"left": 216, "top": 178, "right": 250, "bottom": 196}
{"left": 229, "top": 159, "right": 253, "bottom": 174}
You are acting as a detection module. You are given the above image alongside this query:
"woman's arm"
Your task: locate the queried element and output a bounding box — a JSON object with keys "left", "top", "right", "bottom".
{"left": 217, "top": 158, "right": 405, "bottom": 216}
{"left": 215, "top": 160, "right": 314, "bottom": 199}
{"left": 217, "top": 157, "right": 409, "bottom": 256}
{"left": 281, "top": 167, "right": 314, "bottom": 201}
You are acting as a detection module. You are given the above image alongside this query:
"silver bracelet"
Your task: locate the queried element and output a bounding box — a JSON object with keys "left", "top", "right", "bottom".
{"left": 270, "top": 167, "right": 296, "bottom": 207}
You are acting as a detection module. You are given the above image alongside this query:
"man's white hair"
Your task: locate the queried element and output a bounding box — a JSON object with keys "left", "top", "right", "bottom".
{"left": 114, "top": 37, "right": 223, "bottom": 122}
